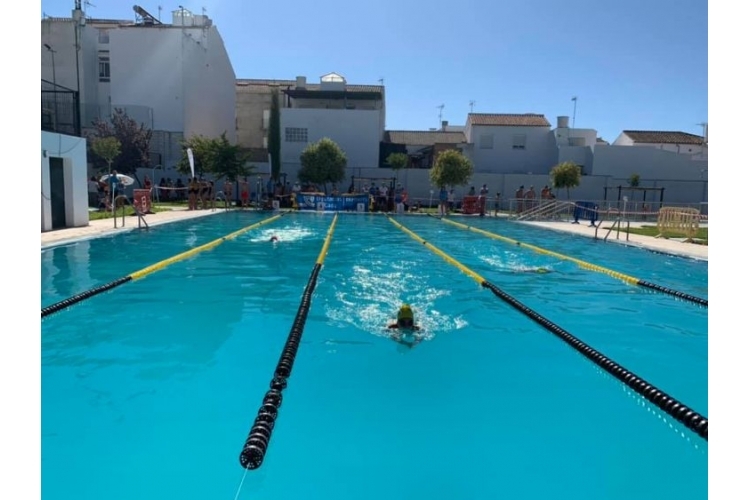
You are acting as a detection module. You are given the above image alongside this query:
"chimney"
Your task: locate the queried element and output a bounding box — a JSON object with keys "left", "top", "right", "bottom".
{"left": 441, "top": 120, "right": 448, "bottom": 131}
{"left": 295, "top": 76, "right": 307, "bottom": 89}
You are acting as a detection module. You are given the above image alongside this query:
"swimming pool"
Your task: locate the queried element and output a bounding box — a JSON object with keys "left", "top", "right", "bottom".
{"left": 41, "top": 212, "right": 708, "bottom": 500}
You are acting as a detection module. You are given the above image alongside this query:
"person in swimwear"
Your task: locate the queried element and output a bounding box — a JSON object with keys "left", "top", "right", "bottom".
{"left": 188, "top": 177, "right": 200, "bottom": 211}
{"left": 269, "top": 235, "right": 279, "bottom": 242}
{"left": 387, "top": 304, "right": 422, "bottom": 348}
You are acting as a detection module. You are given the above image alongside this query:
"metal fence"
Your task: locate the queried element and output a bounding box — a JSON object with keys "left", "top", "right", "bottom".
{"left": 41, "top": 79, "right": 81, "bottom": 136}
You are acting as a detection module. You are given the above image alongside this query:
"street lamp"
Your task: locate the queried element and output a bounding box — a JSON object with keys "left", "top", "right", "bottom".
{"left": 44, "top": 43, "right": 58, "bottom": 130}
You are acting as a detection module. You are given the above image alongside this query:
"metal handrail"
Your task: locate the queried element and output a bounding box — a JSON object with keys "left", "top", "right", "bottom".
{"left": 112, "top": 194, "right": 149, "bottom": 230}
{"left": 515, "top": 200, "right": 575, "bottom": 221}
{"left": 595, "top": 217, "right": 630, "bottom": 242}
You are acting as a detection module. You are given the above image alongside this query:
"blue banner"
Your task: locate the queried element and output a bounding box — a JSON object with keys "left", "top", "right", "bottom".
{"left": 296, "top": 193, "right": 370, "bottom": 212}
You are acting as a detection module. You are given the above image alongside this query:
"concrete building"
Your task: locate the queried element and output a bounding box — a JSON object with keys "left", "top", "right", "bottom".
{"left": 42, "top": 4, "right": 236, "bottom": 171}
{"left": 236, "top": 73, "right": 386, "bottom": 178}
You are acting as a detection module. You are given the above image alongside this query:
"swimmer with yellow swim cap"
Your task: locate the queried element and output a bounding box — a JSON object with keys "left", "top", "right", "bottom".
{"left": 388, "top": 304, "right": 422, "bottom": 348}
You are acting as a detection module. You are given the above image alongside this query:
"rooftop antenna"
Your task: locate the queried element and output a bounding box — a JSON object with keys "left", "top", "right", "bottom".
{"left": 571, "top": 96, "right": 578, "bottom": 128}
{"left": 469, "top": 100, "right": 476, "bottom": 113}
{"left": 437, "top": 103, "right": 445, "bottom": 126}
{"left": 378, "top": 77, "right": 384, "bottom": 86}
{"left": 83, "top": 0, "right": 96, "bottom": 15}
{"left": 696, "top": 122, "right": 707, "bottom": 144}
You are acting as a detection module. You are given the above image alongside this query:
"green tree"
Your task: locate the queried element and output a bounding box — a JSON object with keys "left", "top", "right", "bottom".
{"left": 177, "top": 133, "right": 253, "bottom": 181}
{"left": 550, "top": 161, "right": 582, "bottom": 199}
{"left": 298, "top": 138, "right": 347, "bottom": 193}
{"left": 429, "top": 149, "right": 473, "bottom": 189}
{"left": 386, "top": 152, "right": 408, "bottom": 182}
{"left": 268, "top": 88, "right": 281, "bottom": 181}
{"left": 177, "top": 135, "right": 214, "bottom": 178}
{"left": 90, "top": 108, "right": 152, "bottom": 181}
{"left": 629, "top": 173, "right": 640, "bottom": 187}
{"left": 213, "top": 133, "right": 254, "bottom": 181}
{"left": 91, "top": 136, "right": 121, "bottom": 173}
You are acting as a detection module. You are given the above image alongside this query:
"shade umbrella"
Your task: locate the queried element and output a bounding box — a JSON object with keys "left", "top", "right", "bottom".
{"left": 100, "top": 173, "right": 135, "bottom": 186}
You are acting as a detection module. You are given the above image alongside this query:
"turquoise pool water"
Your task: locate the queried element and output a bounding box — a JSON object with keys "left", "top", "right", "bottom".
{"left": 41, "top": 212, "right": 708, "bottom": 500}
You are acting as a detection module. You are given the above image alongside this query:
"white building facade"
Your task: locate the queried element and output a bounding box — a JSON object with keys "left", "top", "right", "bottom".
{"left": 461, "top": 114, "right": 559, "bottom": 174}
{"left": 278, "top": 73, "right": 386, "bottom": 177}
{"left": 42, "top": 5, "right": 236, "bottom": 171}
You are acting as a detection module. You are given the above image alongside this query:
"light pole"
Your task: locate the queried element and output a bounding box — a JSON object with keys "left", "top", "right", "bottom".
{"left": 429, "top": 189, "right": 434, "bottom": 211}
{"left": 44, "top": 43, "right": 57, "bottom": 130}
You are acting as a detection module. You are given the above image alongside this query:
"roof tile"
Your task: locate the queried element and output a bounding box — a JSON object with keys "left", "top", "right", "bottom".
{"left": 623, "top": 130, "right": 704, "bottom": 145}
{"left": 468, "top": 113, "right": 550, "bottom": 127}
{"left": 384, "top": 130, "right": 466, "bottom": 145}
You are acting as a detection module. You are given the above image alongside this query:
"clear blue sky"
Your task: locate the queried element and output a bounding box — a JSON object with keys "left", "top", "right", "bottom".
{"left": 41, "top": 0, "right": 707, "bottom": 143}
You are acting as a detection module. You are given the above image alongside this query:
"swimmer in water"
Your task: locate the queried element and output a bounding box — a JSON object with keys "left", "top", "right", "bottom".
{"left": 387, "top": 304, "right": 422, "bottom": 348}
{"left": 269, "top": 235, "right": 279, "bottom": 242}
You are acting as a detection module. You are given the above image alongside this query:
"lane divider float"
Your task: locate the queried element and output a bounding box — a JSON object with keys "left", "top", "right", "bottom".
{"left": 238, "top": 213, "right": 339, "bottom": 470}
{"left": 388, "top": 216, "right": 708, "bottom": 441}
{"left": 41, "top": 213, "right": 287, "bottom": 318}
{"left": 433, "top": 215, "right": 707, "bottom": 307}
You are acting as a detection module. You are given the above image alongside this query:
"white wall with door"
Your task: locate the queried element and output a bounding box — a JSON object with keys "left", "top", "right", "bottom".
{"left": 41, "top": 131, "right": 89, "bottom": 232}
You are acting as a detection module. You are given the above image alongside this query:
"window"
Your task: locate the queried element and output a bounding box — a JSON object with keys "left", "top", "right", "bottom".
{"left": 512, "top": 134, "right": 526, "bottom": 150}
{"left": 98, "top": 29, "right": 110, "bottom": 44}
{"left": 263, "top": 136, "right": 268, "bottom": 149}
{"left": 479, "top": 134, "right": 494, "bottom": 149}
{"left": 285, "top": 127, "right": 308, "bottom": 143}
{"left": 262, "top": 110, "right": 270, "bottom": 130}
{"left": 98, "top": 52, "right": 110, "bottom": 82}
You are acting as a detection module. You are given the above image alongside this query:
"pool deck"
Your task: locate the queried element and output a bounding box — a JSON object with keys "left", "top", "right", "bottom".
{"left": 40, "top": 209, "right": 708, "bottom": 261}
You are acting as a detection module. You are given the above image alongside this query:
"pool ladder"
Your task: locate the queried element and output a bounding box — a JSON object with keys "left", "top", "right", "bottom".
{"left": 112, "top": 195, "right": 150, "bottom": 230}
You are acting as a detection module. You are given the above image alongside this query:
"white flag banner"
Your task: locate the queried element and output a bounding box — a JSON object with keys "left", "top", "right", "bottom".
{"left": 187, "top": 148, "right": 195, "bottom": 178}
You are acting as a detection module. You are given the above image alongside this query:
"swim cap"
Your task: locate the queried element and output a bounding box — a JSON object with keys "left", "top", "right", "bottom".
{"left": 397, "top": 304, "right": 413, "bottom": 321}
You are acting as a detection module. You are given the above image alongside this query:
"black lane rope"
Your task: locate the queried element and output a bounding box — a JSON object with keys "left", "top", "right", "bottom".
{"left": 388, "top": 216, "right": 708, "bottom": 441}
{"left": 238, "top": 213, "right": 339, "bottom": 470}
{"left": 433, "top": 215, "right": 707, "bottom": 308}
{"left": 41, "top": 213, "right": 287, "bottom": 318}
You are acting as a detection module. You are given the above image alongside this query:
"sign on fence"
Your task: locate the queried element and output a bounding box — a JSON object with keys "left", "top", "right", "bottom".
{"left": 133, "top": 189, "right": 151, "bottom": 214}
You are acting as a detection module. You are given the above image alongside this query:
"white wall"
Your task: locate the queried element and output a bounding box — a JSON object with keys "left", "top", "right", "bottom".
{"left": 280, "top": 108, "right": 382, "bottom": 170}
{"left": 182, "top": 26, "right": 237, "bottom": 142}
{"left": 557, "top": 146, "right": 594, "bottom": 174}
{"left": 41, "top": 20, "right": 83, "bottom": 94}
{"left": 553, "top": 127, "right": 597, "bottom": 147}
{"left": 465, "top": 125, "right": 558, "bottom": 174}
{"left": 592, "top": 145, "right": 708, "bottom": 181}
{"left": 612, "top": 133, "right": 705, "bottom": 155}
{"left": 41, "top": 131, "right": 89, "bottom": 231}
{"left": 109, "top": 27, "right": 185, "bottom": 132}
{"left": 107, "top": 25, "right": 236, "bottom": 140}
